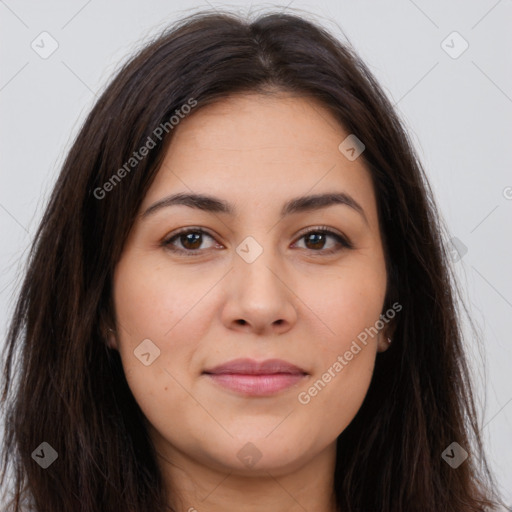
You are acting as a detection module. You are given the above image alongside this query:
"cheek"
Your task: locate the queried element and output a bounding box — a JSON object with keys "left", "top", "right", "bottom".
{"left": 301, "top": 352, "right": 376, "bottom": 439}
{"left": 304, "top": 261, "right": 387, "bottom": 353}
{"left": 297, "top": 312, "right": 378, "bottom": 438}
{"left": 112, "top": 250, "right": 218, "bottom": 342}
{"left": 294, "top": 262, "right": 385, "bottom": 427}
{"left": 121, "top": 362, "right": 205, "bottom": 464}
{"left": 111, "top": 253, "right": 215, "bottom": 431}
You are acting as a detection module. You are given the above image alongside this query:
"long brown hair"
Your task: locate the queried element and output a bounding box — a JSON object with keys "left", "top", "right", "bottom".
{"left": 0, "top": 9, "right": 503, "bottom": 512}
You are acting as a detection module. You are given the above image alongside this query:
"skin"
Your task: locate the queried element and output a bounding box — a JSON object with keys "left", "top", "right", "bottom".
{"left": 109, "top": 93, "right": 392, "bottom": 512}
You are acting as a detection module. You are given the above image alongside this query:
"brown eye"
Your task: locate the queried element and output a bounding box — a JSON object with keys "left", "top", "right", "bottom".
{"left": 163, "top": 228, "right": 219, "bottom": 255}
{"left": 162, "top": 226, "right": 352, "bottom": 257}
{"left": 179, "top": 232, "right": 203, "bottom": 250}
{"left": 294, "top": 228, "right": 353, "bottom": 254}
{"left": 304, "top": 232, "right": 327, "bottom": 250}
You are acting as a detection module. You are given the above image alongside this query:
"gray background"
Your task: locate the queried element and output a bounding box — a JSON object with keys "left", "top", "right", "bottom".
{"left": 1, "top": 0, "right": 511, "bottom": 505}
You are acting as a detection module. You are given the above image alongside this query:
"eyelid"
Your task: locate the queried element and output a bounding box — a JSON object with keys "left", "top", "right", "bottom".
{"left": 294, "top": 225, "right": 351, "bottom": 245}
{"left": 292, "top": 225, "right": 353, "bottom": 252}
{"left": 162, "top": 226, "right": 221, "bottom": 252}
{"left": 162, "top": 225, "right": 353, "bottom": 256}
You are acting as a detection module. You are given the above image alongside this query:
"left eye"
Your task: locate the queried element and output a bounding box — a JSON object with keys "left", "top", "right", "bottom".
{"left": 293, "top": 229, "right": 351, "bottom": 253}
{"left": 162, "top": 227, "right": 352, "bottom": 255}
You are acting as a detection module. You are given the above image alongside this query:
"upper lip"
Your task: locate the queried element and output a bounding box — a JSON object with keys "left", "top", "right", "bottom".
{"left": 203, "top": 358, "right": 307, "bottom": 375}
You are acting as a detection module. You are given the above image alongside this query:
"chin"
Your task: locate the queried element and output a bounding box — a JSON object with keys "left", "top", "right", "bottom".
{"left": 192, "top": 430, "right": 321, "bottom": 476}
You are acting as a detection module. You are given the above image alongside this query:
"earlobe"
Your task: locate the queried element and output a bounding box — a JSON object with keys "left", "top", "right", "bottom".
{"left": 106, "top": 328, "right": 118, "bottom": 350}
{"left": 377, "top": 315, "right": 397, "bottom": 352}
{"left": 377, "top": 334, "right": 392, "bottom": 352}
{"left": 99, "top": 305, "right": 118, "bottom": 350}
{"left": 100, "top": 321, "right": 118, "bottom": 350}
{"left": 377, "top": 321, "right": 396, "bottom": 353}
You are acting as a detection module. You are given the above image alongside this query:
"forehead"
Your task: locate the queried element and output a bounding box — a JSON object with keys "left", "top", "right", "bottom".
{"left": 166, "top": 92, "right": 346, "bottom": 162}
{"left": 141, "top": 93, "right": 377, "bottom": 224}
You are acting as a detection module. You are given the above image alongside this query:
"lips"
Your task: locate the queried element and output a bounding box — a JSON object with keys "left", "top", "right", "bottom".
{"left": 203, "top": 358, "right": 308, "bottom": 396}
{"left": 203, "top": 358, "right": 307, "bottom": 376}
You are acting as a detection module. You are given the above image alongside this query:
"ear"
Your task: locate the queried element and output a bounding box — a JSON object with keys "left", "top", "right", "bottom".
{"left": 377, "top": 321, "right": 396, "bottom": 353}
{"left": 106, "top": 328, "right": 118, "bottom": 350}
{"left": 99, "top": 306, "right": 118, "bottom": 351}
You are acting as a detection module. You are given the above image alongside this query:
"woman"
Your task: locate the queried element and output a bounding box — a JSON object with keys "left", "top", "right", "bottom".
{"left": 0, "top": 9, "right": 504, "bottom": 512}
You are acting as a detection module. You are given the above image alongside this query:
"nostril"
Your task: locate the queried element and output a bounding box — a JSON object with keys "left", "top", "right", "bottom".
{"left": 236, "top": 319, "right": 247, "bottom": 325}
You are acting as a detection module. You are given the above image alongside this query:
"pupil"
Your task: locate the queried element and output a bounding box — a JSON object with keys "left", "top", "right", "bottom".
{"left": 307, "top": 233, "right": 325, "bottom": 249}
{"left": 182, "top": 233, "right": 201, "bottom": 249}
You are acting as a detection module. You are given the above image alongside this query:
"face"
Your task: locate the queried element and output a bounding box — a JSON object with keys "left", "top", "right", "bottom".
{"left": 110, "top": 93, "right": 390, "bottom": 478}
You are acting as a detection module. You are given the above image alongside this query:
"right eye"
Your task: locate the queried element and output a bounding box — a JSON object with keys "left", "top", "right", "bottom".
{"left": 162, "top": 228, "right": 223, "bottom": 256}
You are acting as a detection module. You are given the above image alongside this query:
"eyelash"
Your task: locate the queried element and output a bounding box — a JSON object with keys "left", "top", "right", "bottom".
{"left": 161, "top": 226, "right": 353, "bottom": 257}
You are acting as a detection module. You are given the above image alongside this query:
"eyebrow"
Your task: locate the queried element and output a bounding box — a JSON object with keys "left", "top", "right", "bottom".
{"left": 141, "top": 191, "right": 368, "bottom": 225}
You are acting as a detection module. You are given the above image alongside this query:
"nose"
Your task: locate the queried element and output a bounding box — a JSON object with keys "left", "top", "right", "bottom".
{"left": 221, "top": 248, "right": 298, "bottom": 336}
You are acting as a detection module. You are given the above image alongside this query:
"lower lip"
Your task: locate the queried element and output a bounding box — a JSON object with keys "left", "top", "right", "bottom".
{"left": 205, "top": 373, "right": 306, "bottom": 396}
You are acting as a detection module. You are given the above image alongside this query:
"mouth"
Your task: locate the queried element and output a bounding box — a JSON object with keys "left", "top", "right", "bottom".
{"left": 202, "top": 358, "right": 308, "bottom": 396}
